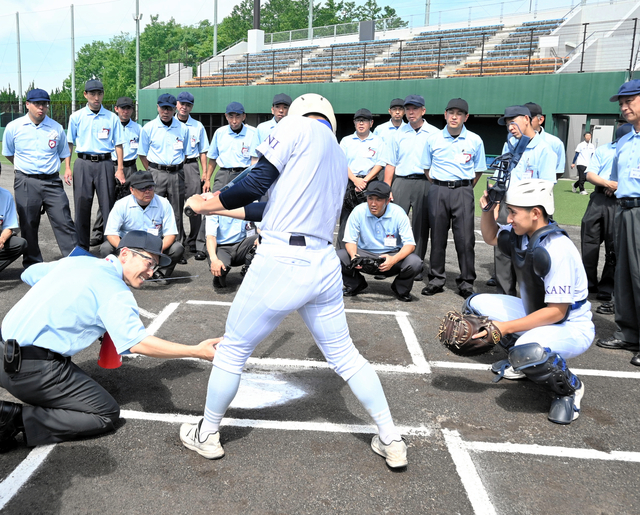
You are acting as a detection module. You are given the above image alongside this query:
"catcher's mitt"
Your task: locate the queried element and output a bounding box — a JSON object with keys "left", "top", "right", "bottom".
{"left": 437, "top": 310, "right": 503, "bottom": 356}
{"left": 348, "top": 255, "right": 385, "bottom": 275}
{"left": 343, "top": 183, "right": 367, "bottom": 211}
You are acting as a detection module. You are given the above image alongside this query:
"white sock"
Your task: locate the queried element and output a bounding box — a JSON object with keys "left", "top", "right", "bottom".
{"left": 199, "top": 366, "right": 242, "bottom": 439}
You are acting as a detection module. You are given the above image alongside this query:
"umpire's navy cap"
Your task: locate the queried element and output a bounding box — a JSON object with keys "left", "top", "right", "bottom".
{"left": 404, "top": 95, "right": 425, "bottom": 107}
{"left": 498, "top": 105, "right": 531, "bottom": 125}
{"left": 524, "top": 102, "right": 543, "bottom": 117}
{"left": 84, "top": 79, "right": 104, "bottom": 92}
{"left": 116, "top": 96, "right": 134, "bottom": 108}
{"left": 129, "top": 171, "right": 155, "bottom": 190}
{"left": 389, "top": 98, "right": 405, "bottom": 108}
{"left": 272, "top": 93, "right": 292, "bottom": 106}
{"left": 118, "top": 230, "right": 171, "bottom": 267}
{"left": 354, "top": 108, "right": 373, "bottom": 120}
{"left": 446, "top": 98, "right": 469, "bottom": 113}
{"left": 365, "top": 180, "right": 391, "bottom": 199}
{"left": 610, "top": 80, "right": 640, "bottom": 102}
{"left": 177, "top": 91, "right": 195, "bottom": 104}
{"left": 26, "top": 89, "right": 50, "bottom": 102}
{"left": 226, "top": 102, "right": 245, "bottom": 114}
{"left": 157, "top": 93, "right": 177, "bottom": 107}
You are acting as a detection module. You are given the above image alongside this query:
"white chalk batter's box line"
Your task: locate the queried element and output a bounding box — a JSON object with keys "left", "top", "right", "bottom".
{"left": 139, "top": 302, "right": 640, "bottom": 380}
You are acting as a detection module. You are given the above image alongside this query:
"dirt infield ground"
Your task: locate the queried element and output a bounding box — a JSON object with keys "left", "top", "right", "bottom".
{"left": 0, "top": 165, "right": 639, "bottom": 515}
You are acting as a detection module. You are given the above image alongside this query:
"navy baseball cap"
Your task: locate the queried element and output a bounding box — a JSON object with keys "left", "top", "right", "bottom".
{"left": 226, "top": 102, "right": 245, "bottom": 114}
{"left": 129, "top": 171, "right": 155, "bottom": 190}
{"left": 177, "top": 91, "right": 195, "bottom": 104}
{"left": 390, "top": 98, "right": 405, "bottom": 108}
{"left": 116, "top": 96, "right": 134, "bottom": 108}
{"left": 117, "top": 230, "right": 171, "bottom": 267}
{"left": 365, "top": 180, "right": 391, "bottom": 199}
{"left": 26, "top": 89, "right": 50, "bottom": 102}
{"left": 354, "top": 108, "right": 373, "bottom": 120}
{"left": 85, "top": 79, "right": 104, "bottom": 92}
{"left": 524, "top": 102, "right": 543, "bottom": 117}
{"left": 157, "top": 93, "right": 177, "bottom": 107}
{"left": 446, "top": 98, "right": 469, "bottom": 113}
{"left": 404, "top": 95, "right": 425, "bottom": 107}
{"left": 610, "top": 80, "right": 640, "bottom": 102}
{"left": 616, "top": 123, "right": 634, "bottom": 141}
{"left": 498, "top": 105, "right": 531, "bottom": 125}
{"left": 272, "top": 93, "right": 292, "bottom": 106}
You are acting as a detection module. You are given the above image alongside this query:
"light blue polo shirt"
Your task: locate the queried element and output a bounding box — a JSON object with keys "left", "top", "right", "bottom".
{"left": 539, "top": 128, "right": 566, "bottom": 175}
{"left": 500, "top": 134, "right": 557, "bottom": 183}
{"left": 68, "top": 105, "right": 125, "bottom": 154}
{"left": 0, "top": 187, "right": 19, "bottom": 231}
{"left": 343, "top": 202, "right": 415, "bottom": 254}
{"left": 179, "top": 115, "right": 209, "bottom": 159}
{"left": 587, "top": 142, "right": 616, "bottom": 181}
{"left": 387, "top": 120, "right": 438, "bottom": 177}
{"left": 339, "top": 132, "right": 386, "bottom": 176}
{"left": 139, "top": 116, "right": 189, "bottom": 166}
{"left": 208, "top": 124, "right": 256, "bottom": 168}
{"left": 2, "top": 115, "right": 70, "bottom": 175}
{"left": 250, "top": 118, "right": 277, "bottom": 158}
{"left": 611, "top": 130, "right": 640, "bottom": 198}
{"left": 422, "top": 126, "right": 487, "bottom": 181}
{"left": 111, "top": 119, "right": 142, "bottom": 162}
{"left": 1, "top": 256, "right": 147, "bottom": 356}
{"left": 374, "top": 120, "right": 406, "bottom": 148}
{"left": 205, "top": 215, "right": 250, "bottom": 245}
{"left": 104, "top": 194, "right": 178, "bottom": 239}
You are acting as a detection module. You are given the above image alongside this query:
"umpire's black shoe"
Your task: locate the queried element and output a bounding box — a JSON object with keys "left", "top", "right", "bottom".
{"left": 343, "top": 283, "right": 367, "bottom": 297}
{"left": 194, "top": 251, "right": 207, "bottom": 261}
{"left": 391, "top": 284, "right": 412, "bottom": 302}
{"left": 0, "top": 401, "right": 23, "bottom": 443}
{"left": 595, "top": 336, "right": 638, "bottom": 350}
{"left": 631, "top": 353, "right": 640, "bottom": 367}
{"left": 151, "top": 270, "right": 167, "bottom": 285}
{"left": 486, "top": 277, "right": 497, "bottom": 287}
{"left": 413, "top": 273, "right": 423, "bottom": 282}
{"left": 213, "top": 275, "right": 228, "bottom": 289}
{"left": 178, "top": 257, "right": 188, "bottom": 265}
{"left": 421, "top": 284, "right": 444, "bottom": 296}
{"left": 458, "top": 288, "right": 474, "bottom": 299}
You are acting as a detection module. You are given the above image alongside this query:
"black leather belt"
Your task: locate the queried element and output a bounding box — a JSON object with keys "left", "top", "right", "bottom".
{"left": 16, "top": 170, "right": 57, "bottom": 180}
{"left": 399, "top": 174, "right": 426, "bottom": 180}
{"left": 0, "top": 340, "right": 64, "bottom": 361}
{"left": 220, "top": 167, "right": 245, "bottom": 173}
{"left": 617, "top": 197, "right": 640, "bottom": 208}
{"left": 78, "top": 152, "right": 111, "bottom": 162}
{"left": 149, "top": 162, "right": 183, "bottom": 172}
{"left": 184, "top": 157, "right": 199, "bottom": 164}
{"left": 433, "top": 179, "right": 472, "bottom": 188}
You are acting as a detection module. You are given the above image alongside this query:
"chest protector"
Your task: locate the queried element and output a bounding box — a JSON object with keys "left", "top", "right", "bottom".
{"left": 497, "top": 221, "right": 568, "bottom": 315}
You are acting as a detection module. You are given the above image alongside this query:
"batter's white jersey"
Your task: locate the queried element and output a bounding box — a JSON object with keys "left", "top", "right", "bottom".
{"left": 256, "top": 116, "right": 348, "bottom": 243}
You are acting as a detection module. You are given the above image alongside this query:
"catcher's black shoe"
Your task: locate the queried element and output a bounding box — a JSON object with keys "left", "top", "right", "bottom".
{"left": 421, "top": 284, "right": 443, "bottom": 296}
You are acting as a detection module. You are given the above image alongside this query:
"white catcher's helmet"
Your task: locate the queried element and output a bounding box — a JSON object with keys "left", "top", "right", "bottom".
{"left": 288, "top": 93, "right": 337, "bottom": 134}
{"left": 505, "top": 179, "right": 555, "bottom": 215}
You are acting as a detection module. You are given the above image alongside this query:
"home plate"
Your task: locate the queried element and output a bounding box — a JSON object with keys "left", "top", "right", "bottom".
{"left": 230, "top": 371, "right": 307, "bottom": 409}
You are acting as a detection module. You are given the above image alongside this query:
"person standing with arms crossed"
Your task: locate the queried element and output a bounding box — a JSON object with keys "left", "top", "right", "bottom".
{"left": 374, "top": 98, "right": 406, "bottom": 148}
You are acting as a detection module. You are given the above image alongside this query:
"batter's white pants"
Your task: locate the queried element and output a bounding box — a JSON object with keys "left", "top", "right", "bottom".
{"left": 469, "top": 294, "right": 594, "bottom": 360}
{"left": 213, "top": 231, "right": 368, "bottom": 380}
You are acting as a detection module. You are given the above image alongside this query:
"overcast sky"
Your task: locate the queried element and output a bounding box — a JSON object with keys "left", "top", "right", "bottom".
{"left": 0, "top": 0, "right": 571, "bottom": 95}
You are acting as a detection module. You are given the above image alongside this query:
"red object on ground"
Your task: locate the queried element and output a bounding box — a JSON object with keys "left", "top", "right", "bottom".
{"left": 98, "top": 332, "right": 122, "bottom": 369}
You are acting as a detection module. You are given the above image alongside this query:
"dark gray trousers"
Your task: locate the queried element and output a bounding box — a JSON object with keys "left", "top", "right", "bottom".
{"left": 494, "top": 201, "right": 517, "bottom": 296}
{"left": 183, "top": 160, "right": 203, "bottom": 248}
{"left": 100, "top": 239, "right": 185, "bottom": 276}
{"left": 91, "top": 163, "right": 138, "bottom": 242}
{"left": 0, "top": 235, "right": 27, "bottom": 273}
{"left": 149, "top": 165, "right": 186, "bottom": 245}
{"left": 581, "top": 190, "right": 616, "bottom": 295}
{"left": 14, "top": 171, "right": 77, "bottom": 265}
{"left": 337, "top": 248, "right": 423, "bottom": 296}
{"left": 427, "top": 183, "right": 476, "bottom": 291}
{"left": 207, "top": 235, "right": 259, "bottom": 270}
{"left": 613, "top": 206, "right": 640, "bottom": 343}
{"left": 73, "top": 158, "right": 115, "bottom": 250}
{"left": 391, "top": 176, "right": 430, "bottom": 260}
{"left": 0, "top": 341, "right": 120, "bottom": 446}
{"left": 196, "top": 168, "right": 243, "bottom": 252}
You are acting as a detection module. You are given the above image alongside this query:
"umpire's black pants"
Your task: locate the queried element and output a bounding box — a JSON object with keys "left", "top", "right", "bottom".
{"left": 0, "top": 235, "right": 27, "bottom": 274}
{"left": 426, "top": 182, "right": 476, "bottom": 291}
{"left": 149, "top": 165, "right": 186, "bottom": 245}
{"left": 613, "top": 205, "right": 640, "bottom": 344}
{"left": 0, "top": 341, "right": 120, "bottom": 446}
{"left": 391, "top": 175, "right": 430, "bottom": 260}
{"left": 580, "top": 188, "right": 615, "bottom": 296}
{"left": 183, "top": 160, "right": 203, "bottom": 249}
{"left": 91, "top": 162, "right": 138, "bottom": 242}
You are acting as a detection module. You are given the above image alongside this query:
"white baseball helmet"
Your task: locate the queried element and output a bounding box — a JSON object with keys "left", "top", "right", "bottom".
{"left": 505, "top": 179, "right": 555, "bottom": 215}
{"left": 288, "top": 93, "right": 337, "bottom": 134}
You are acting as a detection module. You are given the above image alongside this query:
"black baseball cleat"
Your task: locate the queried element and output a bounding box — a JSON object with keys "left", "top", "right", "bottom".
{"left": 0, "top": 401, "right": 24, "bottom": 448}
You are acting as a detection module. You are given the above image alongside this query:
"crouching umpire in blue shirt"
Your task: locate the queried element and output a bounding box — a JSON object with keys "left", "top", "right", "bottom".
{"left": 338, "top": 181, "right": 422, "bottom": 302}
{"left": 100, "top": 171, "right": 185, "bottom": 280}
{"left": 0, "top": 177, "right": 27, "bottom": 274}
{"left": 0, "top": 231, "right": 218, "bottom": 449}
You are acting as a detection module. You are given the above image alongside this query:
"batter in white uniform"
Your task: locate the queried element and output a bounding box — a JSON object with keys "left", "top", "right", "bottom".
{"left": 181, "top": 94, "right": 407, "bottom": 468}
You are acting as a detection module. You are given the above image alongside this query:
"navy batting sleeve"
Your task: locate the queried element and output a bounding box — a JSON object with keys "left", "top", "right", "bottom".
{"left": 219, "top": 156, "right": 279, "bottom": 210}
{"left": 244, "top": 202, "right": 266, "bottom": 222}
